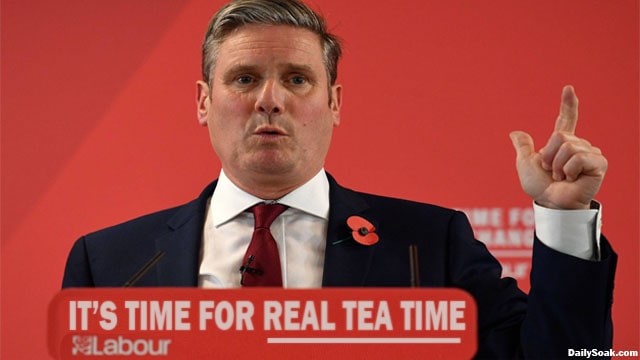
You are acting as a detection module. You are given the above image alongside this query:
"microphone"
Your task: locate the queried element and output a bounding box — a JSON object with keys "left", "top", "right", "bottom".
{"left": 239, "top": 255, "right": 263, "bottom": 285}
{"left": 409, "top": 244, "right": 421, "bottom": 287}
{"left": 123, "top": 251, "right": 165, "bottom": 287}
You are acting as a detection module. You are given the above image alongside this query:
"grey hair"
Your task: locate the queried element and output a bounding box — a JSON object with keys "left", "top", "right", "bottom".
{"left": 201, "top": 0, "right": 342, "bottom": 87}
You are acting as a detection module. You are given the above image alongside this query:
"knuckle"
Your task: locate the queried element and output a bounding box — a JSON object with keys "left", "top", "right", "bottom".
{"left": 601, "top": 156, "right": 609, "bottom": 171}
{"left": 559, "top": 141, "right": 576, "bottom": 152}
{"left": 552, "top": 131, "right": 573, "bottom": 143}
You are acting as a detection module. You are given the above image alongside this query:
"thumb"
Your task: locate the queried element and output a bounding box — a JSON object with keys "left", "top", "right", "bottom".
{"left": 509, "top": 131, "right": 535, "bottom": 159}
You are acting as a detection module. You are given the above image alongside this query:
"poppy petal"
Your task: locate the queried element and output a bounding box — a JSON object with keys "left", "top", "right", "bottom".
{"left": 347, "top": 216, "right": 375, "bottom": 232}
{"left": 347, "top": 216, "right": 379, "bottom": 246}
{"left": 353, "top": 232, "right": 379, "bottom": 245}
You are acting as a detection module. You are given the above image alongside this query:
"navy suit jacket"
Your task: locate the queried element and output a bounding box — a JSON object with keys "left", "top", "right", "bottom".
{"left": 63, "top": 175, "right": 616, "bottom": 359}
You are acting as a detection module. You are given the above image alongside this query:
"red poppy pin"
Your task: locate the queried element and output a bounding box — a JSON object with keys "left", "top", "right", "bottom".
{"left": 346, "top": 216, "right": 379, "bottom": 245}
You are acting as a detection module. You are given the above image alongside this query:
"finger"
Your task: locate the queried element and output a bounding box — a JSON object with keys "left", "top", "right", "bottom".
{"left": 562, "top": 151, "right": 608, "bottom": 182}
{"left": 554, "top": 85, "right": 579, "bottom": 134}
{"left": 509, "top": 131, "right": 535, "bottom": 159}
{"left": 551, "top": 141, "right": 602, "bottom": 181}
{"left": 540, "top": 132, "right": 588, "bottom": 171}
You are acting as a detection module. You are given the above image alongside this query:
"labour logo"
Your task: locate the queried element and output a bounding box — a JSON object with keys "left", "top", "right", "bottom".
{"left": 72, "top": 335, "right": 93, "bottom": 355}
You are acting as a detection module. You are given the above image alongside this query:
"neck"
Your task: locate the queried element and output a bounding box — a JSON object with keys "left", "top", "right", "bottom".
{"left": 224, "top": 170, "right": 318, "bottom": 200}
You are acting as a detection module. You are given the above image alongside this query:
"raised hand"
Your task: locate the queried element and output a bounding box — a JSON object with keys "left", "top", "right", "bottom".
{"left": 509, "top": 86, "right": 607, "bottom": 210}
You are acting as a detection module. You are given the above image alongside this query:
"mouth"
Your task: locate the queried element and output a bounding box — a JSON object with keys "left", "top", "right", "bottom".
{"left": 254, "top": 126, "right": 287, "bottom": 137}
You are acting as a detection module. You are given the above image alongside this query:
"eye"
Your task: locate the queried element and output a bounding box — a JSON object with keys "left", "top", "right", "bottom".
{"left": 289, "top": 76, "right": 307, "bottom": 85}
{"left": 236, "top": 75, "right": 254, "bottom": 84}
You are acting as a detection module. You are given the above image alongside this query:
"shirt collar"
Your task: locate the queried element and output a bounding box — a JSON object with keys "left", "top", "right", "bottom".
{"left": 210, "top": 169, "right": 330, "bottom": 227}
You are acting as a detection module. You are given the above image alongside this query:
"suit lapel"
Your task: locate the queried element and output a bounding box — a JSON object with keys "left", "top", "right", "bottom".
{"left": 153, "top": 181, "right": 218, "bottom": 286}
{"left": 148, "top": 176, "right": 377, "bottom": 287}
{"left": 322, "top": 174, "right": 377, "bottom": 286}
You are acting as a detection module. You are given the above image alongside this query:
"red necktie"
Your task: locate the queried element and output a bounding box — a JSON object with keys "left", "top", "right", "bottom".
{"left": 240, "top": 203, "right": 287, "bottom": 287}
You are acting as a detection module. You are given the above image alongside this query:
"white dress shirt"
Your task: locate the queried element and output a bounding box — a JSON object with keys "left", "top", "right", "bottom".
{"left": 198, "top": 169, "right": 602, "bottom": 288}
{"left": 534, "top": 201, "right": 602, "bottom": 261}
{"left": 198, "top": 169, "right": 329, "bottom": 288}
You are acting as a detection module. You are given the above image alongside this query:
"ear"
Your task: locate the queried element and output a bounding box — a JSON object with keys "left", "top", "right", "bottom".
{"left": 196, "top": 80, "right": 211, "bottom": 127}
{"left": 329, "top": 84, "right": 342, "bottom": 127}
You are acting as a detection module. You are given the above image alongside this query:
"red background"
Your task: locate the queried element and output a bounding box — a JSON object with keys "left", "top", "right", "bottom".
{"left": 2, "top": 0, "right": 638, "bottom": 358}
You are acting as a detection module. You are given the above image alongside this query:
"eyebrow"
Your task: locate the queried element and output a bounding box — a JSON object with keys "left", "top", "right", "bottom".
{"left": 282, "top": 63, "right": 315, "bottom": 75}
{"left": 224, "top": 63, "right": 316, "bottom": 76}
{"left": 224, "top": 64, "right": 259, "bottom": 76}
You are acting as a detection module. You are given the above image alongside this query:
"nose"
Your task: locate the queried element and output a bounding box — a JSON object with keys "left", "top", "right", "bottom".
{"left": 255, "top": 79, "right": 284, "bottom": 116}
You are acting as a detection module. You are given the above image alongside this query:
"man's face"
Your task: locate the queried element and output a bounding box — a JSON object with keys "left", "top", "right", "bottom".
{"left": 196, "top": 24, "right": 342, "bottom": 197}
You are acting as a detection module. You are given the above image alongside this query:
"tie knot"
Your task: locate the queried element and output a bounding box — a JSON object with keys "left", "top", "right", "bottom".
{"left": 251, "top": 203, "right": 287, "bottom": 229}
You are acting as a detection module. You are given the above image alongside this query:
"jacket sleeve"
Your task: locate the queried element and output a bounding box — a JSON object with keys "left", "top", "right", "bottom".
{"left": 521, "top": 235, "right": 616, "bottom": 358}
{"left": 447, "top": 211, "right": 616, "bottom": 359}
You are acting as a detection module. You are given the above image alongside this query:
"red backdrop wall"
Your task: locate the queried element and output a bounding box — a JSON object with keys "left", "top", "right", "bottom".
{"left": 2, "top": 0, "right": 638, "bottom": 358}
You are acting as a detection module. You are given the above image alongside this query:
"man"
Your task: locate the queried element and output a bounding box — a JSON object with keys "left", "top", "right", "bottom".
{"left": 62, "top": 0, "right": 616, "bottom": 358}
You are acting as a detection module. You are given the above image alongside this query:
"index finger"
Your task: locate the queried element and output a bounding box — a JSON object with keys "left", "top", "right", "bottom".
{"left": 554, "top": 85, "right": 579, "bottom": 134}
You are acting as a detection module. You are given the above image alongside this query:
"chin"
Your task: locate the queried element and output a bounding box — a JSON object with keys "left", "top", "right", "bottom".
{"left": 247, "top": 155, "right": 296, "bottom": 177}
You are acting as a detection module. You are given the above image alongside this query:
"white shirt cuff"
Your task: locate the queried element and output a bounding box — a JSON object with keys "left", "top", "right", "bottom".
{"left": 533, "top": 201, "right": 602, "bottom": 261}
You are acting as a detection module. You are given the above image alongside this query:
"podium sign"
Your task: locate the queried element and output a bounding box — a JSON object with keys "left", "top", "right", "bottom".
{"left": 49, "top": 288, "right": 477, "bottom": 359}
